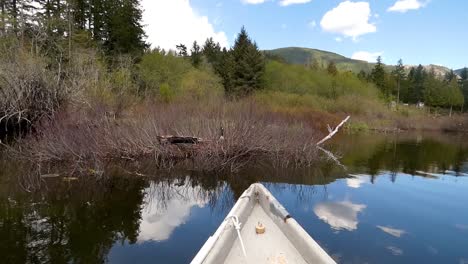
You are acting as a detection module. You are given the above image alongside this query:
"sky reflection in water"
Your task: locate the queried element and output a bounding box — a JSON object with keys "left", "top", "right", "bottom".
{"left": 2, "top": 132, "right": 468, "bottom": 263}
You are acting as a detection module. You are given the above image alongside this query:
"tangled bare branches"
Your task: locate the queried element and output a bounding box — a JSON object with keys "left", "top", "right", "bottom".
{"left": 13, "top": 99, "right": 322, "bottom": 174}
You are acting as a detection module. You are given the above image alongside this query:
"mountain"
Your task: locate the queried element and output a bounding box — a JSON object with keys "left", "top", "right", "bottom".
{"left": 404, "top": 64, "right": 451, "bottom": 78}
{"left": 455, "top": 68, "right": 467, "bottom": 76}
{"left": 265, "top": 47, "right": 455, "bottom": 76}
{"left": 265, "top": 47, "right": 377, "bottom": 72}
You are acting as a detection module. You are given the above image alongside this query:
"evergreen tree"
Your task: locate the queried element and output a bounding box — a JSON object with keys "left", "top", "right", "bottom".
{"left": 414, "top": 65, "right": 426, "bottom": 103}
{"left": 461, "top": 67, "right": 468, "bottom": 81}
{"left": 424, "top": 70, "right": 444, "bottom": 107}
{"left": 371, "top": 56, "right": 387, "bottom": 96}
{"left": 326, "top": 61, "right": 338, "bottom": 76}
{"left": 357, "top": 70, "right": 367, "bottom": 81}
{"left": 445, "top": 69, "right": 456, "bottom": 82}
{"left": 72, "top": 0, "right": 88, "bottom": 30}
{"left": 230, "top": 26, "right": 265, "bottom": 96}
{"left": 103, "top": 0, "right": 147, "bottom": 55}
{"left": 190, "top": 40, "right": 201, "bottom": 68}
{"left": 218, "top": 47, "right": 235, "bottom": 94}
{"left": 202, "top": 37, "right": 221, "bottom": 65}
{"left": 446, "top": 78, "right": 464, "bottom": 116}
{"left": 176, "top": 43, "right": 188, "bottom": 57}
{"left": 392, "top": 59, "right": 406, "bottom": 106}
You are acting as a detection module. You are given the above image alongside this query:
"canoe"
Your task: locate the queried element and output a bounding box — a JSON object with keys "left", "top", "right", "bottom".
{"left": 191, "top": 183, "right": 336, "bottom": 264}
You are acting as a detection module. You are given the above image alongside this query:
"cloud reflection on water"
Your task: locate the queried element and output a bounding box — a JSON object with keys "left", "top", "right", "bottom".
{"left": 346, "top": 174, "right": 369, "bottom": 189}
{"left": 377, "top": 226, "right": 406, "bottom": 238}
{"left": 314, "top": 200, "right": 366, "bottom": 231}
{"left": 137, "top": 179, "right": 209, "bottom": 243}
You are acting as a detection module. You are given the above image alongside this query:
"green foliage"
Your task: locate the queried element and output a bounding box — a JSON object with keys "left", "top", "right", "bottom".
{"left": 345, "top": 121, "right": 370, "bottom": 133}
{"left": 446, "top": 79, "right": 464, "bottom": 107}
{"left": 179, "top": 69, "right": 224, "bottom": 100}
{"left": 138, "top": 50, "right": 191, "bottom": 95}
{"left": 264, "top": 61, "right": 379, "bottom": 100}
{"left": 138, "top": 49, "right": 224, "bottom": 102}
{"left": 424, "top": 75, "right": 464, "bottom": 108}
{"left": 159, "top": 83, "right": 173, "bottom": 103}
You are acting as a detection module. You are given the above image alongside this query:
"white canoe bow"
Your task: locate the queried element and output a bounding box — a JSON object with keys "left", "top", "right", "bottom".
{"left": 191, "top": 183, "right": 336, "bottom": 264}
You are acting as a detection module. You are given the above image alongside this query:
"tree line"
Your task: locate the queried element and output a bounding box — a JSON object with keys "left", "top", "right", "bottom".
{"left": 361, "top": 56, "right": 468, "bottom": 114}
{"left": 0, "top": 0, "right": 146, "bottom": 56}
{"left": 174, "top": 27, "right": 265, "bottom": 98}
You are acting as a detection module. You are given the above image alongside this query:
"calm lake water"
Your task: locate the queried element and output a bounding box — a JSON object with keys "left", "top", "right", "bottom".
{"left": 1, "top": 132, "right": 468, "bottom": 263}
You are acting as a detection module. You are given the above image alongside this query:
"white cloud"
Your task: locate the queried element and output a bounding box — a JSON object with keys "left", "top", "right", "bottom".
{"left": 279, "top": 0, "right": 312, "bottom": 6}
{"left": 142, "top": 0, "right": 228, "bottom": 50}
{"left": 320, "top": 1, "right": 376, "bottom": 40}
{"left": 352, "top": 51, "right": 383, "bottom": 62}
{"left": 314, "top": 201, "right": 367, "bottom": 231}
{"left": 377, "top": 226, "right": 407, "bottom": 237}
{"left": 388, "top": 0, "right": 426, "bottom": 13}
{"left": 335, "top": 37, "right": 343, "bottom": 43}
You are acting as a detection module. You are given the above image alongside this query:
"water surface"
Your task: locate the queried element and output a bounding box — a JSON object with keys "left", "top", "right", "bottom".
{"left": 1, "top": 132, "right": 468, "bottom": 263}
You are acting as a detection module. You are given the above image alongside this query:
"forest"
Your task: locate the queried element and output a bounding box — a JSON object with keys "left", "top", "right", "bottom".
{"left": 1, "top": 0, "right": 468, "bottom": 173}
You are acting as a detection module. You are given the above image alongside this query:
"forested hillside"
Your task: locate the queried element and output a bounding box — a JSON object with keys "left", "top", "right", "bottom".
{"left": 265, "top": 47, "right": 378, "bottom": 72}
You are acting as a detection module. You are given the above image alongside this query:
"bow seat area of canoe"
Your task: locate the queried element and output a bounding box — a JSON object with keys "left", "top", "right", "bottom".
{"left": 191, "top": 183, "right": 336, "bottom": 264}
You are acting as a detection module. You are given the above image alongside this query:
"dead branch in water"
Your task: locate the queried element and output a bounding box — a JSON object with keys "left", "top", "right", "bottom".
{"left": 317, "top": 146, "right": 346, "bottom": 169}
{"left": 316, "top": 116, "right": 350, "bottom": 146}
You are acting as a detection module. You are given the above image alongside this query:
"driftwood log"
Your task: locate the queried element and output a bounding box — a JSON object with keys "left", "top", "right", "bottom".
{"left": 157, "top": 136, "right": 200, "bottom": 144}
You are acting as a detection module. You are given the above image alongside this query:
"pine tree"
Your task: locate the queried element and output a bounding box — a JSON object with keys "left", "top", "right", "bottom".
{"left": 104, "top": 0, "right": 147, "bottom": 55}
{"left": 371, "top": 56, "right": 387, "bottom": 96}
{"left": 230, "top": 26, "right": 265, "bottom": 97}
{"left": 357, "top": 70, "right": 367, "bottom": 81}
{"left": 71, "top": 0, "right": 88, "bottom": 30}
{"left": 190, "top": 41, "right": 202, "bottom": 68}
{"left": 202, "top": 37, "right": 221, "bottom": 65}
{"left": 461, "top": 67, "right": 468, "bottom": 81}
{"left": 413, "top": 64, "right": 426, "bottom": 103}
{"left": 392, "top": 59, "right": 406, "bottom": 106}
{"left": 219, "top": 47, "right": 235, "bottom": 94}
{"left": 445, "top": 69, "right": 456, "bottom": 82}
{"left": 176, "top": 43, "right": 188, "bottom": 57}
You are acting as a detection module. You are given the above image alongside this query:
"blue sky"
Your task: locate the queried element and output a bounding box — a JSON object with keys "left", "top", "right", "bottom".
{"left": 142, "top": 0, "right": 467, "bottom": 69}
